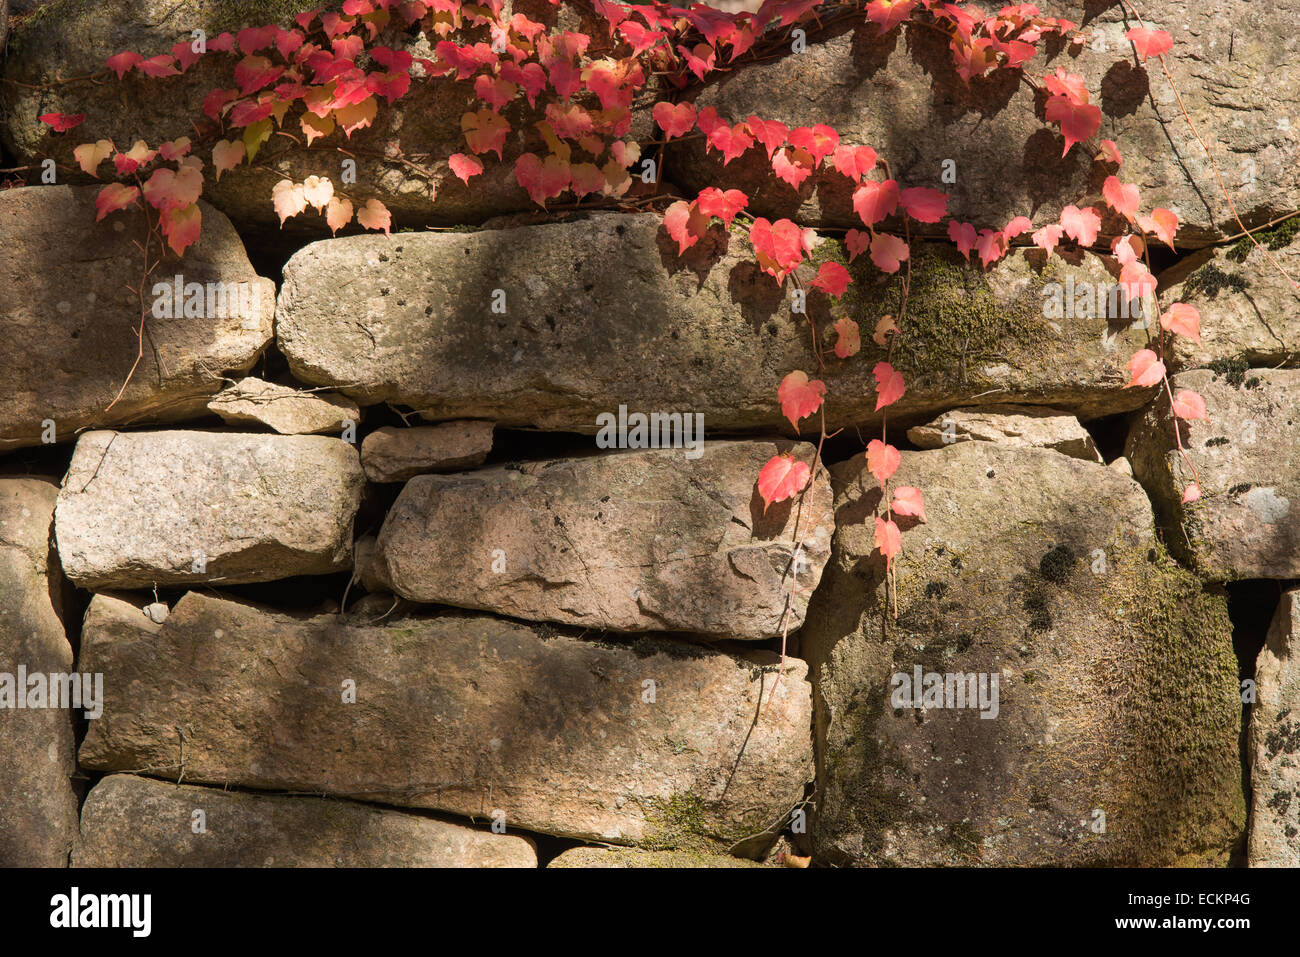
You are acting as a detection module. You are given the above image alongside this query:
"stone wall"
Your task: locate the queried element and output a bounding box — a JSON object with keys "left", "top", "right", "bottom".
{"left": 1, "top": 0, "right": 1297, "bottom": 869}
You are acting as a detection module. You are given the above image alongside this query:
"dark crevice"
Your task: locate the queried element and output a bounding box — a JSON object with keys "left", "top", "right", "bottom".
{"left": 1078, "top": 410, "right": 1131, "bottom": 465}
{"left": 1225, "top": 577, "right": 1292, "bottom": 868}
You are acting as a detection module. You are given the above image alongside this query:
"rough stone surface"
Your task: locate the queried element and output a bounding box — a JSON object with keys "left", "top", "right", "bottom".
{"left": 1161, "top": 227, "right": 1300, "bottom": 368}
{"left": 361, "top": 422, "right": 494, "bottom": 483}
{"left": 0, "top": 186, "right": 273, "bottom": 450}
{"left": 374, "top": 441, "right": 834, "bottom": 639}
{"left": 1126, "top": 368, "right": 1300, "bottom": 579}
{"left": 0, "top": 478, "right": 79, "bottom": 867}
{"left": 1249, "top": 590, "right": 1300, "bottom": 868}
{"left": 277, "top": 214, "right": 1154, "bottom": 432}
{"left": 547, "top": 847, "right": 765, "bottom": 868}
{"left": 207, "top": 377, "right": 359, "bottom": 435}
{"left": 75, "top": 774, "right": 537, "bottom": 868}
{"left": 671, "top": 1, "right": 1300, "bottom": 246}
{"left": 906, "top": 405, "right": 1101, "bottom": 462}
{"left": 0, "top": 1, "right": 646, "bottom": 236}
{"left": 55, "top": 430, "right": 364, "bottom": 589}
{"left": 77, "top": 592, "right": 814, "bottom": 849}
{"left": 803, "top": 442, "right": 1244, "bottom": 866}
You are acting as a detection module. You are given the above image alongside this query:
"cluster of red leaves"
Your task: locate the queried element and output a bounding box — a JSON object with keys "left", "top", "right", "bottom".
{"left": 61, "top": 0, "right": 1196, "bottom": 562}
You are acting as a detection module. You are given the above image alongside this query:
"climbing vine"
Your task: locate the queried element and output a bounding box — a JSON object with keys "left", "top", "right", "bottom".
{"left": 18, "top": 0, "right": 1274, "bottom": 629}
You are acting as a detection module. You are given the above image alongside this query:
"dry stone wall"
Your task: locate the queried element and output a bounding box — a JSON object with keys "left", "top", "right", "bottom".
{"left": 1, "top": 0, "right": 1298, "bottom": 871}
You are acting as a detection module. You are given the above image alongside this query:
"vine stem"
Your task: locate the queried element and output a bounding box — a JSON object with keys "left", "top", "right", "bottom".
{"left": 105, "top": 179, "right": 161, "bottom": 413}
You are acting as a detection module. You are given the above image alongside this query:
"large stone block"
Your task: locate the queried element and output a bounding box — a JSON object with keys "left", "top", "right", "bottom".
{"left": 75, "top": 774, "right": 537, "bottom": 867}
{"left": 0, "top": 478, "right": 80, "bottom": 867}
{"left": 77, "top": 592, "right": 814, "bottom": 849}
{"left": 804, "top": 442, "right": 1245, "bottom": 866}
{"left": 54, "top": 430, "right": 365, "bottom": 588}
{"left": 1126, "top": 368, "right": 1300, "bottom": 580}
{"left": 373, "top": 441, "right": 833, "bottom": 639}
{"left": 276, "top": 213, "right": 1153, "bottom": 433}
{"left": 0, "top": 186, "right": 273, "bottom": 450}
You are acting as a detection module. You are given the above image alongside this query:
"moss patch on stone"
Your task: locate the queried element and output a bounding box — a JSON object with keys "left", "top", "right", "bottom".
{"left": 818, "top": 239, "right": 1045, "bottom": 392}
{"left": 1091, "top": 545, "right": 1246, "bottom": 865}
{"left": 635, "top": 792, "right": 774, "bottom": 857}
{"left": 1226, "top": 215, "right": 1300, "bottom": 263}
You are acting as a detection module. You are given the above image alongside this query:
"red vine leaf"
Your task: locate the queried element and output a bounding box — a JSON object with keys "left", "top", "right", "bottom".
{"left": 160, "top": 203, "right": 202, "bottom": 257}
{"left": 757, "top": 455, "right": 811, "bottom": 512}
{"left": 778, "top": 370, "right": 827, "bottom": 432}
{"left": 94, "top": 183, "right": 140, "bottom": 221}
{"left": 873, "top": 361, "right": 906, "bottom": 410}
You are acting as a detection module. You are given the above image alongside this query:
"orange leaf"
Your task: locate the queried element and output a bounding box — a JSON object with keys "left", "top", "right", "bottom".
{"left": 357, "top": 198, "right": 392, "bottom": 236}
{"left": 833, "top": 317, "right": 860, "bottom": 359}
{"left": 874, "top": 516, "right": 902, "bottom": 561}
{"left": 1160, "top": 303, "right": 1201, "bottom": 343}
{"left": 325, "top": 196, "right": 353, "bottom": 235}
{"left": 94, "top": 183, "right": 140, "bottom": 221}
{"left": 159, "top": 203, "right": 201, "bottom": 257}
{"left": 866, "top": 439, "right": 900, "bottom": 484}
{"left": 1102, "top": 175, "right": 1140, "bottom": 222}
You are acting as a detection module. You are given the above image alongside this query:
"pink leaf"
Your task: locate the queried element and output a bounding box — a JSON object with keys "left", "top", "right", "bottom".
{"left": 757, "top": 455, "right": 811, "bottom": 512}
{"left": 1125, "top": 349, "right": 1166, "bottom": 389}
{"left": 891, "top": 486, "right": 927, "bottom": 522}
{"left": 778, "top": 370, "right": 827, "bottom": 432}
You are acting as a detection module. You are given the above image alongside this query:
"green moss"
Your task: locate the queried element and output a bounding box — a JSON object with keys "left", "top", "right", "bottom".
{"left": 820, "top": 240, "right": 1043, "bottom": 391}
{"left": 635, "top": 792, "right": 765, "bottom": 855}
{"left": 1181, "top": 261, "right": 1249, "bottom": 299}
{"left": 1095, "top": 545, "right": 1246, "bottom": 865}
{"left": 1226, "top": 215, "right": 1300, "bottom": 263}
{"left": 204, "top": 0, "right": 330, "bottom": 34}
{"left": 1206, "top": 356, "right": 1250, "bottom": 387}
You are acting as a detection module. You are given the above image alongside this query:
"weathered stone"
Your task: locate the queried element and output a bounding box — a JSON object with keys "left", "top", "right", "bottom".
{"left": 547, "top": 847, "right": 765, "bottom": 868}
{"left": 0, "top": 1, "right": 648, "bottom": 237}
{"left": 1248, "top": 590, "right": 1300, "bottom": 868}
{"left": 0, "top": 186, "right": 273, "bottom": 450}
{"left": 361, "top": 422, "right": 493, "bottom": 483}
{"left": 374, "top": 441, "right": 833, "bottom": 639}
{"left": 55, "top": 430, "right": 364, "bottom": 589}
{"left": 77, "top": 592, "right": 814, "bottom": 849}
{"left": 277, "top": 213, "right": 1153, "bottom": 432}
{"left": 1126, "top": 368, "right": 1300, "bottom": 579}
{"left": 803, "top": 442, "right": 1244, "bottom": 866}
{"left": 207, "top": 377, "right": 359, "bottom": 435}
{"left": 1249, "top": 590, "right": 1300, "bottom": 867}
{"left": 75, "top": 774, "right": 537, "bottom": 867}
{"left": 906, "top": 405, "right": 1101, "bottom": 462}
{"left": 0, "top": 478, "right": 79, "bottom": 867}
{"left": 1161, "top": 225, "right": 1300, "bottom": 368}
{"left": 671, "top": 1, "right": 1300, "bottom": 246}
